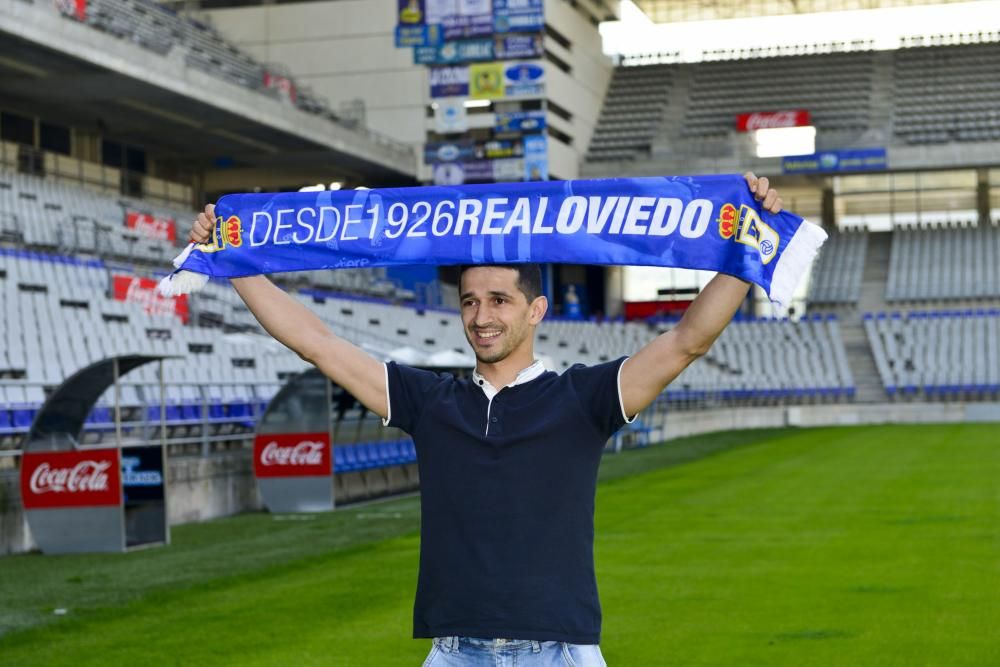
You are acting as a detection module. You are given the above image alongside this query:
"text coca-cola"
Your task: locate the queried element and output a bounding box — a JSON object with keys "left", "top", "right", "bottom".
{"left": 735, "top": 110, "right": 810, "bottom": 132}
{"left": 30, "top": 460, "right": 112, "bottom": 494}
{"left": 20, "top": 450, "right": 122, "bottom": 509}
{"left": 260, "top": 441, "right": 326, "bottom": 467}
{"left": 253, "top": 433, "right": 331, "bottom": 478}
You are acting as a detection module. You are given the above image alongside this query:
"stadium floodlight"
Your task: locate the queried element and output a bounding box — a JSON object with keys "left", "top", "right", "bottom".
{"left": 463, "top": 99, "right": 491, "bottom": 108}
{"left": 754, "top": 126, "right": 816, "bottom": 158}
{"left": 299, "top": 184, "right": 325, "bottom": 192}
{"left": 329, "top": 182, "right": 342, "bottom": 191}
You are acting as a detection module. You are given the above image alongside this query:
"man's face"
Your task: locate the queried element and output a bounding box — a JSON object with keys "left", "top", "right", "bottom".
{"left": 459, "top": 267, "right": 543, "bottom": 364}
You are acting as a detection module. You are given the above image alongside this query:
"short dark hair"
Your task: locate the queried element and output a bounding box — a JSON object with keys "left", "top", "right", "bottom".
{"left": 459, "top": 263, "right": 543, "bottom": 302}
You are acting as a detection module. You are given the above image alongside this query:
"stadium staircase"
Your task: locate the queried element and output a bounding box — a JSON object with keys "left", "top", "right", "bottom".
{"left": 831, "top": 231, "right": 893, "bottom": 403}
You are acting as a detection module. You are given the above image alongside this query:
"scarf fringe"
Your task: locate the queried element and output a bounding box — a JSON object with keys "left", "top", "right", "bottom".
{"left": 769, "top": 219, "right": 828, "bottom": 309}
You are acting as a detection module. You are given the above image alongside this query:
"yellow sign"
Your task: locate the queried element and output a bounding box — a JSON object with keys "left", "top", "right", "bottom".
{"left": 469, "top": 62, "right": 505, "bottom": 100}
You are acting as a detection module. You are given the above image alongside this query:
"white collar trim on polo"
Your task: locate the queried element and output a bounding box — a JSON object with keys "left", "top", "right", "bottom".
{"left": 472, "top": 359, "right": 546, "bottom": 400}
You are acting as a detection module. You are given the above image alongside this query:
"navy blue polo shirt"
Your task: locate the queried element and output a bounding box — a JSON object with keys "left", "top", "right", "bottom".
{"left": 384, "top": 357, "right": 632, "bottom": 645}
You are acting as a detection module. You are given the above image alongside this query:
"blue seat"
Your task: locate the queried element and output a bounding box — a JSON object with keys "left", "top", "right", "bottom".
{"left": 401, "top": 439, "right": 417, "bottom": 463}
{"left": 341, "top": 445, "right": 359, "bottom": 472}
{"left": 375, "top": 441, "right": 394, "bottom": 467}
{"left": 333, "top": 446, "right": 349, "bottom": 472}
{"left": 385, "top": 440, "right": 404, "bottom": 465}
{"left": 355, "top": 442, "right": 373, "bottom": 470}
{"left": 0, "top": 409, "right": 12, "bottom": 432}
{"left": 12, "top": 406, "right": 35, "bottom": 429}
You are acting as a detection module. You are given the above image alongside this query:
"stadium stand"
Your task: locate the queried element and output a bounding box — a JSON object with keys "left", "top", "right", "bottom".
{"left": 893, "top": 41, "right": 1000, "bottom": 145}
{"left": 886, "top": 222, "right": 1000, "bottom": 301}
{"left": 807, "top": 226, "right": 868, "bottom": 304}
{"left": 0, "top": 167, "right": 187, "bottom": 264}
{"left": 538, "top": 314, "right": 854, "bottom": 402}
{"left": 864, "top": 310, "right": 1000, "bottom": 397}
{"left": 56, "top": 0, "right": 348, "bottom": 122}
{"left": 586, "top": 64, "right": 674, "bottom": 162}
{"left": 681, "top": 52, "right": 874, "bottom": 139}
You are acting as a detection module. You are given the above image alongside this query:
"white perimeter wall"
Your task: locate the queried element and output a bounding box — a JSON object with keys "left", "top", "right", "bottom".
{"left": 544, "top": 0, "right": 614, "bottom": 179}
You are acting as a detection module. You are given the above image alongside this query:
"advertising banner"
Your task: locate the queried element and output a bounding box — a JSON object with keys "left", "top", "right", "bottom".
{"left": 493, "top": 0, "right": 544, "bottom": 33}
{"left": 54, "top": 0, "right": 87, "bottom": 21}
{"left": 503, "top": 60, "right": 545, "bottom": 97}
{"left": 434, "top": 98, "right": 468, "bottom": 133}
{"left": 782, "top": 148, "right": 888, "bottom": 174}
{"left": 495, "top": 34, "right": 543, "bottom": 60}
{"left": 253, "top": 433, "right": 332, "bottom": 478}
{"left": 424, "top": 140, "right": 477, "bottom": 164}
{"left": 523, "top": 133, "right": 548, "bottom": 181}
{"left": 125, "top": 211, "right": 177, "bottom": 242}
{"left": 112, "top": 274, "right": 190, "bottom": 323}
{"left": 495, "top": 109, "right": 546, "bottom": 134}
{"left": 430, "top": 65, "right": 470, "bottom": 97}
{"left": 21, "top": 449, "right": 122, "bottom": 510}
{"left": 470, "top": 61, "right": 506, "bottom": 99}
{"left": 438, "top": 0, "right": 494, "bottom": 39}
{"left": 491, "top": 158, "right": 525, "bottom": 182}
{"left": 736, "top": 110, "right": 811, "bottom": 132}
{"left": 396, "top": 23, "right": 443, "bottom": 47}
{"left": 415, "top": 38, "right": 494, "bottom": 65}
{"left": 263, "top": 72, "right": 297, "bottom": 104}
{"left": 121, "top": 446, "right": 165, "bottom": 503}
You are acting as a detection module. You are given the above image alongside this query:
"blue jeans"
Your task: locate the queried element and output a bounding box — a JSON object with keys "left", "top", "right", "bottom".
{"left": 422, "top": 636, "right": 607, "bottom": 666}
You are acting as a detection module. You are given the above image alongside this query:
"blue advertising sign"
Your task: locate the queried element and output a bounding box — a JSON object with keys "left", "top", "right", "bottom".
{"left": 504, "top": 61, "right": 545, "bottom": 97}
{"left": 121, "top": 446, "right": 164, "bottom": 502}
{"left": 495, "top": 110, "right": 546, "bottom": 133}
{"left": 395, "top": 23, "right": 443, "bottom": 48}
{"left": 495, "top": 34, "right": 543, "bottom": 59}
{"left": 524, "top": 133, "right": 547, "bottom": 181}
{"left": 424, "top": 140, "right": 477, "bottom": 164}
{"left": 429, "top": 65, "right": 470, "bottom": 97}
{"left": 494, "top": 0, "right": 544, "bottom": 33}
{"left": 414, "top": 38, "right": 494, "bottom": 65}
{"left": 783, "top": 148, "right": 888, "bottom": 174}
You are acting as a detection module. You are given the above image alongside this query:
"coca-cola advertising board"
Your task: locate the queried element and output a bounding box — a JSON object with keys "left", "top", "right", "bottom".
{"left": 735, "top": 110, "right": 811, "bottom": 132}
{"left": 254, "top": 433, "right": 331, "bottom": 478}
{"left": 112, "top": 274, "right": 190, "bottom": 323}
{"left": 21, "top": 449, "right": 122, "bottom": 510}
{"left": 125, "top": 211, "right": 177, "bottom": 242}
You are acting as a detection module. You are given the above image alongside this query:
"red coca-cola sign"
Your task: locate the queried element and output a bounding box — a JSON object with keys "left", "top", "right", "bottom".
{"left": 21, "top": 449, "right": 122, "bottom": 510}
{"left": 735, "top": 110, "right": 811, "bottom": 132}
{"left": 125, "top": 211, "right": 177, "bottom": 242}
{"left": 253, "top": 433, "right": 331, "bottom": 478}
{"left": 111, "top": 274, "right": 190, "bottom": 323}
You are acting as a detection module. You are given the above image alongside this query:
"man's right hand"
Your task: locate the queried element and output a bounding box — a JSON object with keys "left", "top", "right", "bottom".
{"left": 189, "top": 203, "right": 215, "bottom": 244}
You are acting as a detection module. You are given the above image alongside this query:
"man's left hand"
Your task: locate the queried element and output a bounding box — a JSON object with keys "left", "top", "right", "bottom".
{"left": 744, "top": 172, "right": 783, "bottom": 214}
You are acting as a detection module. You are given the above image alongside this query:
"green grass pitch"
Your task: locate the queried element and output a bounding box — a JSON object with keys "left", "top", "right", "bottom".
{"left": 0, "top": 424, "right": 997, "bottom": 666}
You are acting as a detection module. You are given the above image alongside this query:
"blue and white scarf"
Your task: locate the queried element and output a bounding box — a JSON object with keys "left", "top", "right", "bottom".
{"left": 158, "top": 175, "right": 826, "bottom": 308}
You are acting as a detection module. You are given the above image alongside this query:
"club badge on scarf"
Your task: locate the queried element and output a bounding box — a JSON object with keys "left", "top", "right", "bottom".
{"left": 158, "top": 175, "right": 827, "bottom": 308}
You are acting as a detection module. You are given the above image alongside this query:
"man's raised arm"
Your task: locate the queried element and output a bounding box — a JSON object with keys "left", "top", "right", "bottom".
{"left": 619, "top": 173, "right": 783, "bottom": 418}
{"left": 191, "top": 204, "right": 387, "bottom": 419}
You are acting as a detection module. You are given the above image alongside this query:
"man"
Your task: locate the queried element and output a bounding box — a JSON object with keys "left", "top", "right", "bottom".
{"left": 189, "top": 173, "right": 784, "bottom": 666}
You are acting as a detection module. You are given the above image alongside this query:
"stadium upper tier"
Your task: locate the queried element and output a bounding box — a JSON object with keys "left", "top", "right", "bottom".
{"left": 72, "top": 0, "right": 331, "bottom": 120}
{"left": 682, "top": 52, "right": 874, "bottom": 140}
{"left": 893, "top": 42, "right": 1000, "bottom": 145}
{"left": 587, "top": 40, "right": 1000, "bottom": 164}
